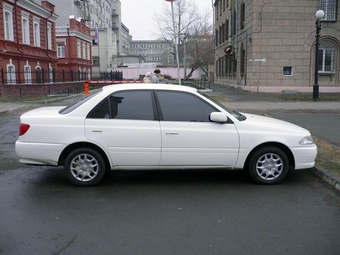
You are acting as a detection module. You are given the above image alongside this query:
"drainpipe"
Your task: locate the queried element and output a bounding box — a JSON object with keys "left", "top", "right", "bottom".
{"left": 45, "top": 10, "right": 53, "bottom": 64}
{"left": 67, "top": 27, "right": 72, "bottom": 71}
{"left": 15, "top": 0, "right": 23, "bottom": 82}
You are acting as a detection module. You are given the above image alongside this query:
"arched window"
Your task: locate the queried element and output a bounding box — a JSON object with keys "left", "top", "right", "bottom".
{"left": 7, "top": 64, "right": 16, "bottom": 84}
{"left": 318, "top": 40, "right": 337, "bottom": 74}
{"left": 49, "top": 66, "right": 53, "bottom": 83}
{"left": 24, "top": 65, "right": 32, "bottom": 84}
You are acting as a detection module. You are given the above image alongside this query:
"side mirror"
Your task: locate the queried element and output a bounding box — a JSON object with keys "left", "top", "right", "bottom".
{"left": 210, "top": 112, "right": 228, "bottom": 123}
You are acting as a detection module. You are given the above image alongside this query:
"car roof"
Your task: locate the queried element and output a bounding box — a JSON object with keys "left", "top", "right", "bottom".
{"left": 101, "top": 83, "right": 198, "bottom": 93}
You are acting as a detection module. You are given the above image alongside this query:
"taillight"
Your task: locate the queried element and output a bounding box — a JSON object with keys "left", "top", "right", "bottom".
{"left": 19, "top": 124, "right": 30, "bottom": 136}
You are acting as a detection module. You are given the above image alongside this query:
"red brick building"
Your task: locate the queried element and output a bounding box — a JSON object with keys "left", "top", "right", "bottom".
{"left": 55, "top": 16, "right": 92, "bottom": 80}
{"left": 0, "top": 0, "right": 58, "bottom": 84}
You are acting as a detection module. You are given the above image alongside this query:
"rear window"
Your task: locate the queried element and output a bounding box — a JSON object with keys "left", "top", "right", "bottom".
{"left": 59, "top": 90, "right": 102, "bottom": 114}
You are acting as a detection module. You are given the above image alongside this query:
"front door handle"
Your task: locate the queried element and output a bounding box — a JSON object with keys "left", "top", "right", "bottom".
{"left": 166, "top": 132, "right": 179, "bottom": 136}
{"left": 92, "top": 130, "right": 103, "bottom": 133}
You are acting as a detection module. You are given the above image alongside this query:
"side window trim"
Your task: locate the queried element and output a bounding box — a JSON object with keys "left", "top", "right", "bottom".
{"left": 153, "top": 90, "right": 164, "bottom": 121}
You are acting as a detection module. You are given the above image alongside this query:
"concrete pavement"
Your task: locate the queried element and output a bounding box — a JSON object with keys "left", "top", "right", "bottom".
{"left": 0, "top": 83, "right": 339, "bottom": 190}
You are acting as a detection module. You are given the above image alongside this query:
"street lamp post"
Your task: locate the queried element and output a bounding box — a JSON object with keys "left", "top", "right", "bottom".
{"left": 165, "top": 0, "right": 181, "bottom": 85}
{"left": 313, "top": 10, "right": 325, "bottom": 101}
{"left": 183, "top": 34, "right": 187, "bottom": 79}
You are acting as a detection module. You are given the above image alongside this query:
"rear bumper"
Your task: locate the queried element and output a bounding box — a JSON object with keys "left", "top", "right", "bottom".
{"left": 15, "top": 140, "right": 66, "bottom": 166}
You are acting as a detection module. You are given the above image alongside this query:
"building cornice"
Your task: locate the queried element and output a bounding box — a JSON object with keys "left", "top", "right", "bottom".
{"left": 17, "top": 0, "right": 58, "bottom": 21}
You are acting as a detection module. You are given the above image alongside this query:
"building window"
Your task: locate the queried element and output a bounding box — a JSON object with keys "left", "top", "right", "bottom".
{"left": 87, "top": 44, "right": 90, "bottom": 60}
{"left": 282, "top": 66, "right": 293, "bottom": 76}
{"left": 24, "top": 65, "right": 32, "bottom": 84}
{"left": 93, "top": 56, "right": 99, "bottom": 66}
{"left": 49, "top": 66, "right": 53, "bottom": 83}
{"left": 318, "top": 48, "right": 335, "bottom": 73}
{"left": 233, "top": 10, "right": 237, "bottom": 35}
{"left": 4, "top": 7, "right": 14, "bottom": 41}
{"left": 57, "top": 44, "right": 65, "bottom": 57}
{"left": 225, "top": 19, "right": 229, "bottom": 41}
{"left": 22, "top": 15, "right": 30, "bottom": 45}
{"left": 82, "top": 43, "right": 86, "bottom": 59}
{"left": 7, "top": 64, "right": 16, "bottom": 84}
{"left": 320, "top": 0, "right": 337, "bottom": 21}
{"left": 47, "top": 24, "right": 52, "bottom": 49}
{"left": 34, "top": 19, "right": 40, "bottom": 47}
{"left": 240, "top": 44, "right": 245, "bottom": 77}
{"left": 88, "top": 69, "right": 91, "bottom": 80}
{"left": 77, "top": 41, "right": 81, "bottom": 58}
{"left": 215, "top": 29, "right": 219, "bottom": 46}
{"left": 240, "top": 2, "right": 245, "bottom": 29}
{"left": 215, "top": 1, "right": 219, "bottom": 20}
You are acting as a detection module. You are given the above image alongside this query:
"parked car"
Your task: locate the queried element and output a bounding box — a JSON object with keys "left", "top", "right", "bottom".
{"left": 15, "top": 84, "right": 317, "bottom": 186}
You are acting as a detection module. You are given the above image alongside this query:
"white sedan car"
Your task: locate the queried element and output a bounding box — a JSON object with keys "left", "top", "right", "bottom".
{"left": 15, "top": 84, "right": 317, "bottom": 186}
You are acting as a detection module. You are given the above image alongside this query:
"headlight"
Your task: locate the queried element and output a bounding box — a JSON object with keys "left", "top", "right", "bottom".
{"left": 299, "top": 136, "right": 314, "bottom": 145}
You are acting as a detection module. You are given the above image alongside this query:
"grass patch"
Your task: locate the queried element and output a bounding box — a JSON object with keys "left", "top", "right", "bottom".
{"left": 275, "top": 94, "right": 340, "bottom": 101}
{"left": 0, "top": 96, "right": 65, "bottom": 103}
{"left": 314, "top": 137, "right": 340, "bottom": 178}
{"left": 209, "top": 95, "right": 230, "bottom": 101}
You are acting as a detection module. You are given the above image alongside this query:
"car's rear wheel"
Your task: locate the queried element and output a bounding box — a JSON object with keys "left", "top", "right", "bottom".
{"left": 248, "top": 146, "right": 289, "bottom": 184}
{"left": 65, "top": 148, "right": 106, "bottom": 186}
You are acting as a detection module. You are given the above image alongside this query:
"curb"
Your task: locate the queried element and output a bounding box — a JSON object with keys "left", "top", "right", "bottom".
{"left": 309, "top": 165, "right": 340, "bottom": 192}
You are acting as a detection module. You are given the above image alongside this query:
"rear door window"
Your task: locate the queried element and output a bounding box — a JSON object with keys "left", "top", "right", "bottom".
{"left": 87, "top": 90, "right": 156, "bottom": 120}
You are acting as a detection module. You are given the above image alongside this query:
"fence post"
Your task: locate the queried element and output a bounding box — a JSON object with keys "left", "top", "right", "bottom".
{"left": 42, "top": 68, "right": 45, "bottom": 84}
{"left": 84, "top": 80, "right": 89, "bottom": 95}
{"left": 53, "top": 68, "right": 56, "bottom": 83}
{"left": 1, "top": 68, "right": 4, "bottom": 84}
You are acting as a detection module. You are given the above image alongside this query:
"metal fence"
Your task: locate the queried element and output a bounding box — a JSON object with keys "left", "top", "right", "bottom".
{"left": 193, "top": 79, "right": 211, "bottom": 90}
{"left": 0, "top": 68, "right": 123, "bottom": 85}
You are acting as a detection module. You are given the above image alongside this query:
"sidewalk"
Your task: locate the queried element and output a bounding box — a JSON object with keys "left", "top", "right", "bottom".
{"left": 202, "top": 83, "right": 340, "bottom": 111}
{"left": 0, "top": 84, "right": 339, "bottom": 191}
{"left": 0, "top": 102, "right": 36, "bottom": 115}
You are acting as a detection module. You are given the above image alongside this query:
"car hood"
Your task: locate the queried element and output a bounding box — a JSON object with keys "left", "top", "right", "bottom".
{"left": 240, "top": 112, "right": 310, "bottom": 133}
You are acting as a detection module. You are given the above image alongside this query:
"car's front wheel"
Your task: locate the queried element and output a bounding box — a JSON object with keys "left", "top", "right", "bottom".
{"left": 65, "top": 148, "right": 106, "bottom": 186}
{"left": 248, "top": 146, "right": 289, "bottom": 184}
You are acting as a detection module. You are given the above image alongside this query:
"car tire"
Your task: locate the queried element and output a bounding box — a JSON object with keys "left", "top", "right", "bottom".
{"left": 248, "top": 146, "right": 289, "bottom": 184}
{"left": 65, "top": 148, "right": 106, "bottom": 186}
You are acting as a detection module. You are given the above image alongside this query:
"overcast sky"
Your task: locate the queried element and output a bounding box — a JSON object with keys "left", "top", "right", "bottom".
{"left": 121, "top": 0, "right": 214, "bottom": 40}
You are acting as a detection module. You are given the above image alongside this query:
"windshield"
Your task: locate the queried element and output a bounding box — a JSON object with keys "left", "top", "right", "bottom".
{"left": 59, "top": 89, "right": 102, "bottom": 114}
{"left": 198, "top": 90, "right": 247, "bottom": 121}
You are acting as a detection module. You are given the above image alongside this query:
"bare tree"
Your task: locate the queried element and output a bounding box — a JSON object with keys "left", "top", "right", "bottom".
{"left": 153, "top": 0, "right": 214, "bottom": 79}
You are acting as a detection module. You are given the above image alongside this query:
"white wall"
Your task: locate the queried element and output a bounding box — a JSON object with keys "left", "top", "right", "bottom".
{"left": 116, "top": 67, "right": 200, "bottom": 80}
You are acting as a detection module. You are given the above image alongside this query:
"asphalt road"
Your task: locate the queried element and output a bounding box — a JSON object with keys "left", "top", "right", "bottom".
{"left": 0, "top": 94, "right": 340, "bottom": 255}
{"left": 1, "top": 165, "right": 340, "bottom": 254}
